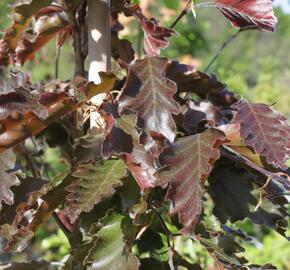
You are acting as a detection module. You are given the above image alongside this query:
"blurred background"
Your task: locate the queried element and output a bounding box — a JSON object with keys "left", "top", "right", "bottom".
{"left": 0, "top": 0, "right": 289, "bottom": 269}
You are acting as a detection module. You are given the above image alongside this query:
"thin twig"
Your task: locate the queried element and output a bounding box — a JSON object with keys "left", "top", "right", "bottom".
{"left": 204, "top": 29, "right": 242, "bottom": 72}
{"left": 55, "top": 47, "right": 60, "bottom": 79}
{"left": 136, "top": 25, "right": 143, "bottom": 58}
{"left": 170, "top": 1, "right": 216, "bottom": 29}
{"left": 254, "top": 177, "right": 271, "bottom": 212}
{"left": 221, "top": 145, "right": 276, "bottom": 180}
{"left": 151, "top": 206, "right": 176, "bottom": 270}
{"left": 52, "top": 212, "right": 72, "bottom": 241}
{"left": 20, "top": 144, "right": 40, "bottom": 179}
{"left": 170, "top": 0, "right": 192, "bottom": 29}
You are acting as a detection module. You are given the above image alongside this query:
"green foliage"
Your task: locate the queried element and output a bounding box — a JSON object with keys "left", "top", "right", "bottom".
{"left": 243, "top": 232, "right": 290, "bottom": 269}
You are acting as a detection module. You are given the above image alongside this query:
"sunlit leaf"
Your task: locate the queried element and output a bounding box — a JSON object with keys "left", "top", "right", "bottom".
{"left": 0, "top": 0, "right": 53, "bottom": 65}
{"left": 65, "top": 160, "right": 126, "bottom": 223}
{"left": 125, "top": 144, "right": 157, "bottom": 191}
{"left": 0, "top": 150, "right": 19, "bottom": 209}
{"left": 132, "top": 5, "right": 175, "bottom": 56}
{"left": 16, "top": 6, "right": 71, "bottom": 65}
{"left": 0, "top": 177, "right": 46, "bottom": 225}
{"left": 0, "top": 73, "right": 116, "bottom": 153}
{"left": 218, "top": 123, "right": 269, "bottom": 169}
{"left": 233, "top": 100, "right": 290, "bottom": 170}
{"left": 155, "top": 129, "right": 226, "bottom": 233}
{"left": 215, "top": 0, "right": 277, "bottom": 31}
{"left": 119, "top": 56, "right": 180, "bottom": 143}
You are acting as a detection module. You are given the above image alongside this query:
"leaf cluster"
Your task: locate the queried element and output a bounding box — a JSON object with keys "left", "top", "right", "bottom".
{"left": 0, "top": 1, "right": 288, "bottom": 269}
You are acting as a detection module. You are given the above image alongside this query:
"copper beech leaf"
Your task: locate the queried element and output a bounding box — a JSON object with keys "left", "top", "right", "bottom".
{"left": 1, "top": 172, "right": 76, "bottom": 253}
{"left": 65, "top": 160, "right": 126, "bottom": 223}
{"left": 208, "top": 165, "right": 288, "bottom": 238}
{"left": 133, "top": 7, "right": 175, "bottom": 56}
{"left": 0, "top": 0, "right": 53, "bottom": 65}
{"left": 0, "top": 177, "right": 46, "bottom": 226}
{"left": 155, "top": 129, "right": 226, "bottom": 233}
{"left": 0, "top": 73, "right": 116, "bottom": 153}
{"left": 100, "top": 102, "right": 157, "bottom": 191}
{"left": 16, "top": 6, "right": 71, "bottom": 65}
{"left": 198, "top": 233, "right": 277, "bottom": 269}
{"left": 183, "top": 101, "right": 223, "bottom": 134}
{"left": 100, "top": 101, "right": 157, "bottom": 191}
{"left": 84, "top": 211, "right": 139, "bottom": 270}
{"left": 0, "top": 150, "right": 19, "bottom": 209}
{"left": 215, "top": 0, "right": 277, "bottom": 31}
{"left": 112, "top": 33, "right": 135, "bottom": 64}
{"left": 99, "top": 101, "right": 156, "bottom": 191}
{"left": 125, "top": 144, "right": 157, "bottom": 191}
{"left": 74, "top": 134, "right": 104, "bottom": 164}
{"left": 100, "top": 101, "right": 135, "bottom": 159}
{"left": 119, "top": 57, "right": 180, "bottom": 143}
{"left": 233, "top": 100, "right": 290, "bottom": 170}
{"left": 218, "top": 123, "right": 269, "bottom": 169}
{"left": 165, "top": 61, "right": 237, "bottom": 106}
{"left": 0, "top": 90, "right": 48, "bottom": 121}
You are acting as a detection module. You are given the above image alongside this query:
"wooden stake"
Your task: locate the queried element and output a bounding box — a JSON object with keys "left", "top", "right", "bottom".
{"left": 88, "top": 0, "right": 111, "bottom": 83}
{"left": 88, "top": 0, "right": 111, "bottom": 133}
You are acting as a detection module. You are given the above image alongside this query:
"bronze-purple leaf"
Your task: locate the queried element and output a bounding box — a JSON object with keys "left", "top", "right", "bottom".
{"left": 125, "top": 144, "right": 157, "bottom": 191}
{"left": 155, "top": 129, "right": 226, "bottom": 233}
{"left": 0, "top": 150, "right": 19, "bottom": 209}
{"left": 216, "top": 0, "right": 277, "bottom": 31}
{"left": 119, "top": 56, "right": 180, "bottom": 143}
{"left": 112, "top": 33, "right": 135, "bottom": 64}
{"left": 233, "top": 100, "right": 290, "bottom": 170}
{"left": 0, "top": 91, "right": 49, "bottom": 121}
{"left": 166, "top": 61, "right": 237, "bottom": 106}
{"left": 100, "top": 101, "right": 135, "bottom": 159}
{"left": 133, "top": 6, "right": 175, "bottom": 56}
{"left": 0, "top": 0, "right": 53, "bottom": 65}
{"left": 183, "top": 101, "right": 223, "bottom": 134}
{"left": 16, "top": 6, "right": 71, "bottom": 65}
{"left": 0, "top": 177, "right": 46, "bottom": 226}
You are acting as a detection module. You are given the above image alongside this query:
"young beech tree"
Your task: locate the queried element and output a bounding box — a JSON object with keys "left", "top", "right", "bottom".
{"left": 0, "top": 0, "right": 289, "bottom": 269}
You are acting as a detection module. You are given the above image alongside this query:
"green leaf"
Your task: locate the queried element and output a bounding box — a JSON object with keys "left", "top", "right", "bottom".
{"left": 65, "top": 160, "right": 126, "bottom": 223}
{"left": 136, "top": 229, "right": 168, "bottom": 262}
{"left": 84, "top": 211, "right": 139, "bottom": 270}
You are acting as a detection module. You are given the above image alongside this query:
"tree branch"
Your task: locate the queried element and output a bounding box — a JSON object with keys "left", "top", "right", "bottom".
{"left": 204, "top": 29, "right": 242, "bottom": 72}
{"left": 170, "top": 0, "right": 192, "bottom": 29}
